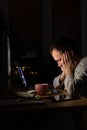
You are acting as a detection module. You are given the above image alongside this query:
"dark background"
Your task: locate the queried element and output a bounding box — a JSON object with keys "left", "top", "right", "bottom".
{"left": 0, "top": 0, "right": 87, "bottom": 89}
{"left": 9, "top": 0, "right": 81, "bottom": 60}
{"left": 0, "top": 0, "right": 87, "bottom": 130}
{"left": 8, "top": 0, "right": 81, "bottom": 87}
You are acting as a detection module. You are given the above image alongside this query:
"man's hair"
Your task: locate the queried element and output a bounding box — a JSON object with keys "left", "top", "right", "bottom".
{"left": 49, "top": 36, "right": 80, "bottom": 55}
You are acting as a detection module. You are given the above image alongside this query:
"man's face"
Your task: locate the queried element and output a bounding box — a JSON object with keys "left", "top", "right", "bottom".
{"left": 51, "top": 48, "right": 64, "bottom": 70}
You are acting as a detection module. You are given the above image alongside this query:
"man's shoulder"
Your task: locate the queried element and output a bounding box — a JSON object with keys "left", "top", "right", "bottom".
{"left": 81, "top": 56, "right": 87, "bottom": 63}
{"left": 79, "top": 56, "right": 87, "bottom": 66}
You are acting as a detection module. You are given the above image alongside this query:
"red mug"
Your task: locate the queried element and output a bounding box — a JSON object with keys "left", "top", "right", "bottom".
{"left": 35, "top": 83, "right": 49, "bottom": 95}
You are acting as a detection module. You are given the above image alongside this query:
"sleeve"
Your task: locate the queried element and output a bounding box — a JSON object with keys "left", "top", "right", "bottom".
{"left": 64, "top": 63, "right": 87, "bottom": 97}
{"left": 53, "top": 75, "right": 63, "bottom": 88}
{"left": 64, "top": 74, "right": 75, "bottom": 96}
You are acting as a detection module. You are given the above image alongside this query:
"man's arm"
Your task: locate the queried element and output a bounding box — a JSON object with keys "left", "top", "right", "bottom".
{"left": 53, "top": 72, "right": 65, "bottom": 88}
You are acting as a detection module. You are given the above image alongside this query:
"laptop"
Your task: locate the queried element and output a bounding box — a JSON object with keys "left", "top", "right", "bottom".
{"left": 16, "top": 65, "right": 28, "bottom": 89}
{"left": 16, "top": 64, "right": 36, "bottom": 90}
{"left": 14, "top": 65, "right": 36, "bottom": 96}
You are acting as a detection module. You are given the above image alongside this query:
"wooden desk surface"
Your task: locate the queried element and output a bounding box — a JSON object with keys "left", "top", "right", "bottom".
{"left": 0, "top": 90, "right": 86, "bottom": 130}
{"left": 0, "top": 89, "right": 87, "bottom": 112}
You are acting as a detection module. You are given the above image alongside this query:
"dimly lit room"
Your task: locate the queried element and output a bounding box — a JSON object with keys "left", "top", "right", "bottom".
{"left": 0, "top": 0, "right": 87, "bottom": 130}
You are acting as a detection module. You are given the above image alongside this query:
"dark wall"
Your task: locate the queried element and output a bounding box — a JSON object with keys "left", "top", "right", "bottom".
{"left": 80, "top": 0, "right": 87, "bottom": 56}
{"left": 9, "top": 0, "right": 42, "bottom": 61}
{"left": 9, "top": 0, "right": 81, "bottom": 61}
{"left": 9, "top": 0, "right": 81, "bottom": 85}
{"left": 0, "top": 0, "right": 81, "bottom": 89}
{"left": 52, "top": 0, "right": 81, "bottom": 50}
{"left": 0, "top": 0, "right": 9, "bottom": 90}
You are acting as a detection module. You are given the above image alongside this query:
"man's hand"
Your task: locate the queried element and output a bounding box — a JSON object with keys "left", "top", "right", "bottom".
{"left": 62, "top": 52, "right": 76, "bottom": 75}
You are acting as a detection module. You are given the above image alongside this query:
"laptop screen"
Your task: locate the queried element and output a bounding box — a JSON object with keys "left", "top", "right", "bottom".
{"left": 16, "top": 65, "right": 27, "bottom": 89}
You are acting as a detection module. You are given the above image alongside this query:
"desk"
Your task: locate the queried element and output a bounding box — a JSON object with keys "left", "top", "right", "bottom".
{"left": 0, "top": 90, "right": 87, "bottom": 130}
{"left": 0, "top": 89, "right": 87, "bottom": 110}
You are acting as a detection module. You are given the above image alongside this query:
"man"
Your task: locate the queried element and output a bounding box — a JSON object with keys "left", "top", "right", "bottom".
{"left": 49, "top": 36, "right": 87, "bottom": 98}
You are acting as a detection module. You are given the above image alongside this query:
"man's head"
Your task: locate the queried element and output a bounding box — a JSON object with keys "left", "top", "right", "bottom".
{"left": 49, "top": 36, "right": 80, "bottom": 69}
